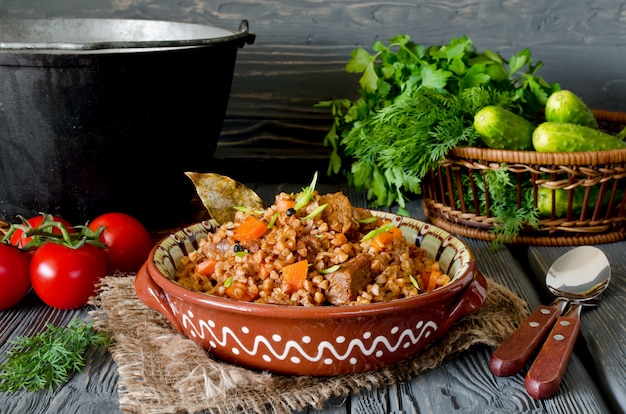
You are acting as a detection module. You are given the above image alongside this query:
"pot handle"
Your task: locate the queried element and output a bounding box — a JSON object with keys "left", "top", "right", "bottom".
{"left": 134, "top": 262, "right": 184, "bottom": 332}
{"left": 446, "top": 270, "right": 488, "bottom": 322}
{"left": 238, "top": 20, "right": 256, "bottom": 45}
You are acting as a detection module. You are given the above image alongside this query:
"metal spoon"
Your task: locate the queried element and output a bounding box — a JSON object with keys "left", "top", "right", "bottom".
{"left": 489, "top": 246, "right": 610, "bottom": 378}
{"left": 525, "top": 246, "right": 610, "bottom": 399}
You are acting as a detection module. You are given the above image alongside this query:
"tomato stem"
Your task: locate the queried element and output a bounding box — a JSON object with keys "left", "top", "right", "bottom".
{"left": 1, "top": 214, "right": 106, "bottom": 250}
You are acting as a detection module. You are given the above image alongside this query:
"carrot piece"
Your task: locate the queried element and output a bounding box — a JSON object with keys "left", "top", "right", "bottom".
{"left": 276, "top": 198, "right": 296, "bottom": 212}
{"left": 371, "top": 226, "right": 403, "bottom": 252}
{"left": 389, "top": 226, "right": 403, "bottom": 239}
{"left": 258, "top": 263, "right": 270, "bottom": 280}
{"left": 233, "top": 216, "right": 267, "bottom": 242}
{"left": 282, "top": 259, "right": 309, "bottom": 292}
{"left": 427, "top": 270, "right": 442, "bottom": 291}
{"left": 372, "top": 232, "right": 393, "bottom": 251}
{"left": 225, "top": 282, "right": 254, "bottom": 302}
{"left": 196, "top": 258, "right": 217, "bottom": 276}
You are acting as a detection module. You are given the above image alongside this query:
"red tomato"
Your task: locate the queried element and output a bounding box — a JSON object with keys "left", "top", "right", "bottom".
{"left": 0, "top": 243, "right": 31, "bottom": 310}
{"left": 9, "top": 215, "right": 74, "bottom": 249}
{"left": 88, "top": 212, "right": 153, "bottom": 273}
{"left": 30, "top": 243, "right": 107, "bottom": 309}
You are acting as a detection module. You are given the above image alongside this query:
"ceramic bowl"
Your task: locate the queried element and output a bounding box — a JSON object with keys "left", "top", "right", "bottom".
{"left": 135, "top": 211, "right": 487, "bottom": 376}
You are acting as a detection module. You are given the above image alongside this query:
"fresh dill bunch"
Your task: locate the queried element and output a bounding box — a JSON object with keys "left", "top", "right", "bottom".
{"left": 342, "top": 86, "right": 514, "bottom": 210}
{"left": 0, "top": 319, "right": 110, "bottom": 392}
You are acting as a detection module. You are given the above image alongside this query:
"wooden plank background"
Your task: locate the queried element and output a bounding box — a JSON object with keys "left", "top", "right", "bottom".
{"left": 1, "top": 0, "right": 625, "bottom": 163}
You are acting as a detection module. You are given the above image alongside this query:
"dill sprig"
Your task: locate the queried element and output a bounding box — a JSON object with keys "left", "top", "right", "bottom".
{"left": 0, "top": 319, "right": 110, "bottom": 392}
{"left": 464, "top": 168, "right": 540, "bottom": 248}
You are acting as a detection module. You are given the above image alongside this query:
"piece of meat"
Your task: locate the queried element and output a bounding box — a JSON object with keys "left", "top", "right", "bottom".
{"left": 319, "top": 192, "right": 360, "bottom": 237}
{"left": 298, "top": 234, "right": 325, "bottom": 263}
{"left": 324, "top": 254, "right": 373, "bottom": 305}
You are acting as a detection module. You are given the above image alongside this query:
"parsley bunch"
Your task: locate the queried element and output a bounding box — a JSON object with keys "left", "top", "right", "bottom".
{"left": 316, "top": 35, "right": 558, "bottom": 240}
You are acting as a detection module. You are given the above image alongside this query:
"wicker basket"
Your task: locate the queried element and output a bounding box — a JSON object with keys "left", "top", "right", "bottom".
{"left": 421, "top": 109, "right": 626, "bottom": 246}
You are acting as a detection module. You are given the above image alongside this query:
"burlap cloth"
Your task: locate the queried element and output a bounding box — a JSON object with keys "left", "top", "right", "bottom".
{"left": 89, "top": 274, "right": 527, "bottom": 414}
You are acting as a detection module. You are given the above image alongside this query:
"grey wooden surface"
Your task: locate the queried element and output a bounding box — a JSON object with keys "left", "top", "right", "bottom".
{"left": 0, "top": 0, "right": 625, "bottom": 161}
{"left": 1, "top": 1, "right": 625, "bottom": 412}
{"left": 1, "top": 181, "right": 624, "bottom": 414}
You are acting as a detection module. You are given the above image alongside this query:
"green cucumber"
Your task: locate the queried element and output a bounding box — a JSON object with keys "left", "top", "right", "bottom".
{"left": 545, "top": 90, "right": 598, "bottom": 128}
{"left": 473, "top": 106, "right": 535, "bottom": 150}
{"left": 532, "top": 122, "right": 626, "bottom": 152}
{"left": 537, "top": 186, "right": 622, "bottom": 217}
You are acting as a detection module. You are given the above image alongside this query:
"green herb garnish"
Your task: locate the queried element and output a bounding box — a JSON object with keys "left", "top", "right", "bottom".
{"left": 409, "top": 275, "right": 420, "bottom": 290}
{"left": 319, "top": 264, "right": 341, "bottom": 274}
{"left": 301, "top": 203, "right": 328, "bottom": 221}
{"left": 0, "top": 319, "right": 110, "bottom": 392}
{"left": 234, "top": 206, "right": 265, "bottom": 215}
{"left": 267, "top": 212, "right": 280, "bottom": 229}
{"left": 361, "top": 223, "right": 396, "bottom": 242}
{"left": 294, "top": 171, "right": 319, "bottom": 211}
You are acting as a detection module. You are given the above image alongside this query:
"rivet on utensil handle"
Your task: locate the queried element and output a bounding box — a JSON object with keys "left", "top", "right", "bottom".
{"left": 525, "top": 304, "right": 582, "bottom": 399}
{"left": 489, "top": 302, "right": 564, "bottom": 377}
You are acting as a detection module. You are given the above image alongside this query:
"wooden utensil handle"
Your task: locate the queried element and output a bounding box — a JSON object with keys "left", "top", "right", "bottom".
{"left": 490, "top": 305, "right": 561, "bottom": 377}
{"left": 525, "top": 314, "right": 581, "bottom": 399}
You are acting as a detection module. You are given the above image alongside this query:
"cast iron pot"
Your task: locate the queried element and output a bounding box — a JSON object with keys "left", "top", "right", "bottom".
{"left": 0, "top": 18, "right": 255, "bottom": 228}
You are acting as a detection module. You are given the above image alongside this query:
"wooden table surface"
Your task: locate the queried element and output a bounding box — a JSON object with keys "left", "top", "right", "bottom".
{"left": 1, "top": 179, "right": 624, "bottom": 414}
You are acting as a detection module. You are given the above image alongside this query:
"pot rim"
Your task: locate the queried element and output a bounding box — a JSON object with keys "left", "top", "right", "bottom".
{"left": 0, "top": 18, "right": 255, "bottom": 52}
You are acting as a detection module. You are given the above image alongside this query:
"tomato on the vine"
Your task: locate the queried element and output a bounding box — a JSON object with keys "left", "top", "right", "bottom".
{"left": 8, "top": 214, "right": 74, "bottom": 250}
{"left": 30, "top": 243, "right": 107, "bottom": 310}
{"left": 88, "top": 212, "right": 153, "bottom": 273}
{"left": 0, "top": 243, "right": 31, "bottom": 310}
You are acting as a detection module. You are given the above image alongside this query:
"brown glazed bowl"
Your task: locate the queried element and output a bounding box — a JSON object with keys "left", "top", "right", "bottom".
{"left": 135, "top": 211, "right": 487, "bottom": 376}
